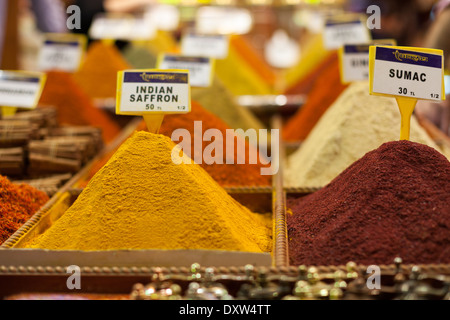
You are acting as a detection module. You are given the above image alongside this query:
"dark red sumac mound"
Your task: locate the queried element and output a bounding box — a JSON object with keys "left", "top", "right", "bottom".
{"left": 287, "top": 140, "right": 450, "bottom": 266}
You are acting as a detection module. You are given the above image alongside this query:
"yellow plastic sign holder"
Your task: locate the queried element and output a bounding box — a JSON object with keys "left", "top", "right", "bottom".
{"left": 101, "top": 39, "right": 115, "bottom": 46}
{"left": 0, "top": 71, "right": 47, "bottom": 117}
{"left": 1, "top": 107, "right": 17, "bottom": 117}
{"left": 395, "top": 97, "right": 418, "bottom": 141}
{"left": 116, "top": 69, "right": 191, "bottom": 134}
{"left": 369, "top": 46, "right": 445, "bottom": 141}
{"left": 143, "top": 114, "right": 165, "bottom": 134}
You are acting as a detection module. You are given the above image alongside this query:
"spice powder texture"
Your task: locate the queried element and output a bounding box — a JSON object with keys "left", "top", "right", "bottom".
{"left": 287, "top": 141, "right": 450, "bottom": 266}
{"left": 73, "top": 42, "right": 131, "bottom": 100}
{"left": 0, "top": 176, "right": 49, "bottom": 245}
{"left": 26, "top": 132, "right": 272, "bottom": 252}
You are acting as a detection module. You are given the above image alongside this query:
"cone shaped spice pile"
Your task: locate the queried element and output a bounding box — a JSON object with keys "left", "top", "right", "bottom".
{"left": 283, "top": 52, "right": 349, "bottom": 142}
{"left": 159, "top": 101, "right": 272, "bottom": 187}
{"left": 282, "top": 34, "right": 330, "bottom": 93}
{"left": 26, "top": 132, "right": 272, "bottom": 252}
{"left": 77, "top": 101, "right": 272, "bottom": 187}
{"left": 38, "top": 71, "right": 121, "bottom": 143}
{"left": 191, "top": 77, "right": 266, "bottom": 132}
{"left": 287, "top": 141, "right": 450, "bottom": 266}
{"left": 283, "top": 51, "right": 338, "bottom": 96}
{"left": 230, "top": 35, "right": 277, "bottom": 89}
{"left": 285, "top": 82, "right": 443, "bottom": 188}
{"left": 73, "top": 42, "right": 131, "bottom": 100}
{"left": 0, "top": 176, "right": 49, "bottom": 245}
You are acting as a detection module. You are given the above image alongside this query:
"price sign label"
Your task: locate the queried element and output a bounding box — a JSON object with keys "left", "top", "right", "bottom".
{"left": 89, "top": 14, "right": 156, "bottom": 41}
{"left": 157, "top": 55, "right": 213, "bottom": 87}
{"left": 195, "top": 6, "right": 253, "bottom": 35}
{"left": 339, "top": 39, "right": 396, "bottom": 83}
{"left": 369, "top": 46, "right": 445, "bottom": 101}
{"left": 37, "top": 34, "right": 86, "bottom": 72}
{"left": 0, "top": 71, "right": 46, "bottom": 109}
{"left": 181, "top": 33, "right": 229, "bottom": 59}
{"left": 116, "top": 69, "right": 191, "bottom": 115}
{"left": 323, "top": 16, "right": 371, "bottom": 50}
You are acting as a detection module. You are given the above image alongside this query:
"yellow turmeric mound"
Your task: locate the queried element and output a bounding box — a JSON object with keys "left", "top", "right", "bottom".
{"left": 27, "top": 132, "right": 272, "bottom": 252}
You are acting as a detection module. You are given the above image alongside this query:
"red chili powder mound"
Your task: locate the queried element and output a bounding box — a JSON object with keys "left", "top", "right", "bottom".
{"left": 287, "top": 140, "right": 450, "bottom": 266}
{"left": 282, "top": 53, "right": 349, "bottom": 142}
{"left": 0, "top": 176, "right": 49, "bottom": 245}
{"left": 38, "top": 71, "right": 121, "bottom": 143}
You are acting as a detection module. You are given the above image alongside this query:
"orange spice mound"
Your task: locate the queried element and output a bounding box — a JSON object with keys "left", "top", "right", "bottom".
{"left": 78, "top": 101, "right": 272, "bottom": 188}
{"left": 284, "top": 51, "right": 338, "bottom": 96}
{"left": 0, "top": 176, "right": 49, "bottom": 245}
{"left": 159, "top": 101, "right": 272, "bottom": 187}
{"left": 73, "top": 42, "right": 131, "bottom": 100}
{"left": 38, "top": 71, "right": 121, "bottom": 143}
{"left": 230, "top": 35, "right": 277, "bottom": 88}
{"left": 283, "top": 53, "right": 349, "bottom": 142}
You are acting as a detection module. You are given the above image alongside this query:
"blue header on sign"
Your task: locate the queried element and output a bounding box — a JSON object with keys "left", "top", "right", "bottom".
{"left": 375, "top": 47, "right": 442, "bottom": 69}
{"left": 325, "top": 20, "right": 362, "bottom": 27}
{"left": 164, "top": 56, "right": 210, "bottom": 64}
{"left": 124, "top": 72, "right": 189, "bottom": 84}
{"left": 344, "top": 44, "right": 370, "bottom": 54}
{"left": 45, "top": 40, "right": 80, "bottom": 47}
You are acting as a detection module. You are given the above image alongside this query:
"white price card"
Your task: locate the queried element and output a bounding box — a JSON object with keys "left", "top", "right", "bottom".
{"left": 369, "top": 46, "right": 445, "bottom": 101}
{"left": 181, "top": 33, "right": 229, "bottom": 60}
{"left": 89, "top": 14, "right": 155, "bottom": 41}
{"left": 116, "top": 70, "right": 191, "bottom": 115}
{"left": 323, "top": 17, "right": 371, "bottom": 50}
{"left": 157, "top": 55, "right": 213, "bottom": 88}
{"left": 37, "top": 34, "right": 86, "bottom": 72}
{"left": 145, "top": 5, "right": 180, "bottom": 31}
{"left": 195, "top": 6, "right": 253, "bottom": 35}
{"left": 0, "top": 71, "right": 46, "bottom": 109}
{"left": 339, "top": 39, "right": 396, "bottom": 83}
{"left": 445, "top": 74, "right": 450, "bottom": 95}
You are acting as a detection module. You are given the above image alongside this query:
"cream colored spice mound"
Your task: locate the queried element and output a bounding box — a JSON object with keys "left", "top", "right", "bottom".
{"left": 26, "top": 131, "right": 272, "bottom": 252}
{"left": 285, "top": 81, "right": 445, "bottom": 188}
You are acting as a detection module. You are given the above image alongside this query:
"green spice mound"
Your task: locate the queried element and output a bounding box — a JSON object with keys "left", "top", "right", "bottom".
{"left": 26, "top": 132, "right": 272, "bottom": 252}
{"left": 191, "top": 77, "right": 266, "bottom": 132}
{"left": 122, "top": 44, "right": 157, "bottom": 69}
